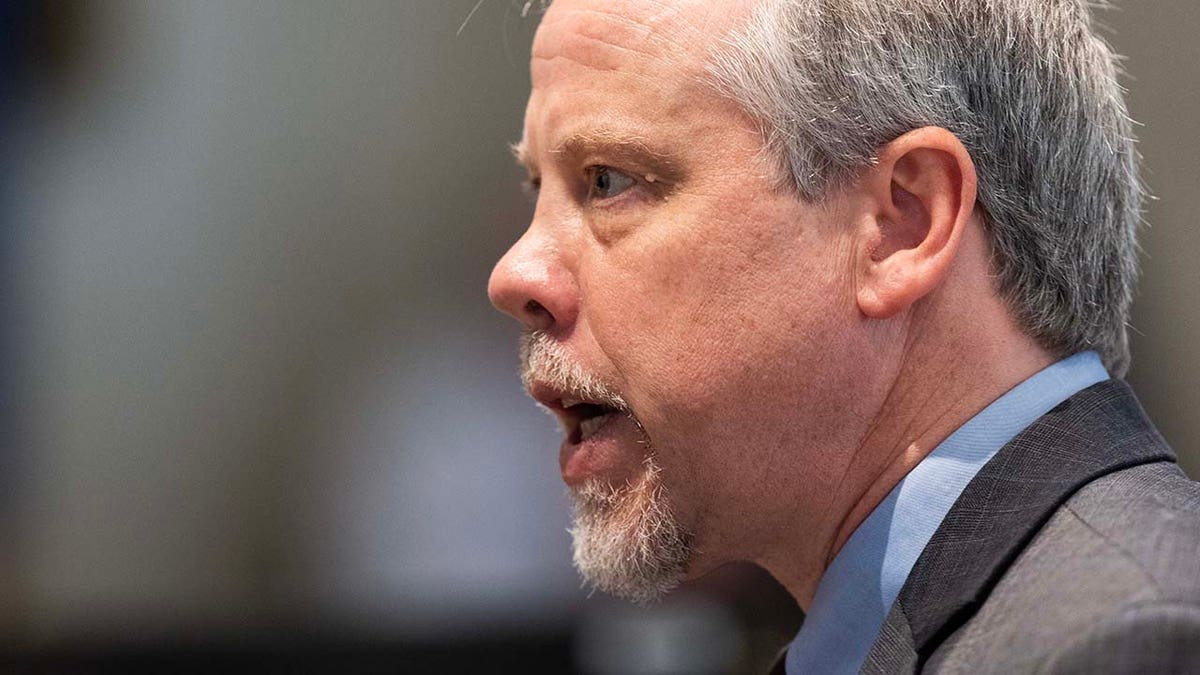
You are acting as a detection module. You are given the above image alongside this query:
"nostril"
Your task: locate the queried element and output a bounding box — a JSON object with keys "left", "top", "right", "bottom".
{"left": 524, "top": 299, "right": 554, "bottom": 327}
{"left": 487, "top": 240, "right": 577, "bottom": 330}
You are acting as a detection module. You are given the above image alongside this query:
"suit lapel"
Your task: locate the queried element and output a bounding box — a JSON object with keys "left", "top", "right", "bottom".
{"left": 878, "top": 379, "right": 1175, "bottom": 668}
{"left": 861, "top": 603, "right": 919, "bottom": 674}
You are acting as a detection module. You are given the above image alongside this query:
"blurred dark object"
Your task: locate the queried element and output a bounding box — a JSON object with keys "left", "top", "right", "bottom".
{"left": 1, "top": 0, "right": 39, "bottom": 644}
{"left": 14, "top": 1, "right": 88, "bottom": 87}
{"left": 1, "top": 632, "right": 574, "bottom": 675}
{"left": 0, "top": 562, "right": 799, "bottom": 675}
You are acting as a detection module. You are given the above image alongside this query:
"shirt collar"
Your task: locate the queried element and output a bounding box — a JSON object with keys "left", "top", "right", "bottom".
{"left": 786, "top": 352, "right": 1110, "bottom": 675}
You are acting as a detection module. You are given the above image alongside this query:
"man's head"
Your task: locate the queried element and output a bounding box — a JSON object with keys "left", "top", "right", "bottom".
{"left": 489, "top": 0, "right": 1140, "bottom": 604}
{"left": 708, "top": 0, "right": 1141, "bottom": 376}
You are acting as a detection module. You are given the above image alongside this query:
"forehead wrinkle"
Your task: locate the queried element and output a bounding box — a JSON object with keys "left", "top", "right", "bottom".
{"left": 566, "top": 5, "right": 680, "bottom": 54}
{"left": 533, "top": 32, "right": 658, "bottom": 73}
{"left": 532, "top": 3, "right": 705, "bottom": 75}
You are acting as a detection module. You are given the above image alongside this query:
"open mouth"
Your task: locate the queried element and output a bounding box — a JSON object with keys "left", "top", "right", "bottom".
{"left": 560, "top": 398, "right": 622, "bottom": 444}
{"left": 527, "top": 382, "right": 624, "bottom": 445}
{"left": 525, "top": 380, "right": 637, "bottom": 485}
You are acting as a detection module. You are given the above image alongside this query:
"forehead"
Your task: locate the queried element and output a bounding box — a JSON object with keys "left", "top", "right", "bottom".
{"left": 531, "top": 0, "right": 745, "bottom": 77}
{"left": 517, "top": 0, "right": 756, "bottom": 163}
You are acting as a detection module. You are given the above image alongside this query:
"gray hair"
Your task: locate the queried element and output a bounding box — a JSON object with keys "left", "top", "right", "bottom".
{"left": 707, "top": 0, "right": 1142, "bottom": 376}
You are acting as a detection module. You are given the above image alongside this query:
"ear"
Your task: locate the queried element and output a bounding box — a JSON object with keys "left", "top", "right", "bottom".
{"left": 855, "top": 127, "right": 978, "bottom": 319}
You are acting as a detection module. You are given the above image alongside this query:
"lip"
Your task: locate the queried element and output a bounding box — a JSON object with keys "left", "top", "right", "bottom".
{"left": 527, "top": 381, "right": 615, "bottom": 437}
{"left": 558, "top": 412, "right": 634, "bottom": 487}
{"left": 526, "top": 380, "right": 636, "bottom": 486}
{"left": 527, "top": 381, "right": 570, "bottom": 414}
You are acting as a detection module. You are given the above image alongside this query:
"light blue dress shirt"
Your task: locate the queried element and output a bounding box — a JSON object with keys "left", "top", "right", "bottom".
{"left": 785, "top": 351, "right": 1110, "bottom": 675}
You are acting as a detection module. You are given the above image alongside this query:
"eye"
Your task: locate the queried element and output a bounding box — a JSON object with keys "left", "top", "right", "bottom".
{"left": 586, "top": 166, "right": 636, "bottom": 201}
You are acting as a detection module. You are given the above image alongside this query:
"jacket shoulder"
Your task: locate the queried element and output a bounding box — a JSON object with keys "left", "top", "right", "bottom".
{"left": 926, "top": 461, "right": 1200, "bottom": 672}
{"left": 1065, "top": 461, "right": 1200, "bottom": 602}
{"left": 1039, "top": 600, "right": 1200, "bottom": 674}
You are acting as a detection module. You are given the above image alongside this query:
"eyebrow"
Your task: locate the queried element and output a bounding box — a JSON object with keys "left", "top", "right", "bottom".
{"left": 511, "top": 129, "right": 680, "bottom": 176}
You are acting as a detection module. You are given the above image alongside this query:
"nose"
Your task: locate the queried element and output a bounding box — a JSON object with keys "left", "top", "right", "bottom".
{"left": 488, "top": 227, "right": 579, "bottom": 333}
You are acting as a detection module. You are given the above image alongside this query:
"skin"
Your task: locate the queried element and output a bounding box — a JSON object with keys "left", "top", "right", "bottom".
{"left": 489, "top": 0, "right": 1054, "bottom": 609}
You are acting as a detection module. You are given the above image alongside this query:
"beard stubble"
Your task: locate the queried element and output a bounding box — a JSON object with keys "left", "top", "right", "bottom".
{"left": 518, "top": 330, "right": 694, "bottom": 603}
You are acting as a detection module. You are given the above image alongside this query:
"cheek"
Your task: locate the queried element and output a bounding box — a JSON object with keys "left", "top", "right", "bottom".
{"left": 585, "top": 208, "right": 850, "bottom": 430}
{"left": 585, "top": 234, "right": 863, "bottom": 517}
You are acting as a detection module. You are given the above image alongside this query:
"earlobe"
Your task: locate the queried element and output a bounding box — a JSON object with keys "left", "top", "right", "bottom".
{"left": 854, "top": 127, "right": 978, "bottom": 320}
{"left": 857, "top": 275, "right": 895, "bottom": 319}
{"left": 857, "top": 245, "right": 930, "bottom": 319}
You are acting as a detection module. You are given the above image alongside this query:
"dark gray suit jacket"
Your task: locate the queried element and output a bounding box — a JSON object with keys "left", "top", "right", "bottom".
{"left": 779, "top": 379, "right": 1200, "bottom": 673}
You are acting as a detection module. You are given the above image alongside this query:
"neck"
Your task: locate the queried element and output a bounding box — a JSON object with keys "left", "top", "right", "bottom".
{"left": 762, "top": 298, "right": 1054, "bottom": 609}
{"left": 825, "top": 336, "right": 1054, "bottom": 568}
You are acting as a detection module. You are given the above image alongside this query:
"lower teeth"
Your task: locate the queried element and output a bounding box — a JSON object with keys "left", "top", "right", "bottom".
{"left": 579, "top": 413, "right": 614, "bottom": 440}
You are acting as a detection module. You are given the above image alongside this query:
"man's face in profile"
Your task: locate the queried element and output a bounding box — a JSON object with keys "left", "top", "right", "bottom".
{"left": 489, "top": 0, "right": 878, "bottom": 601}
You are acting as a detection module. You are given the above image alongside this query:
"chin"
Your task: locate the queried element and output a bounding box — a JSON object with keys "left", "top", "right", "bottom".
{"left": 568, "top": 455, "right": 696, "bottom": 604}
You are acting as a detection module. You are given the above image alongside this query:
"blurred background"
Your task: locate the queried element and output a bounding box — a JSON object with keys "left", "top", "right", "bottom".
{"left": 2, "top": 1, "right": 1197, "bottom": 673}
